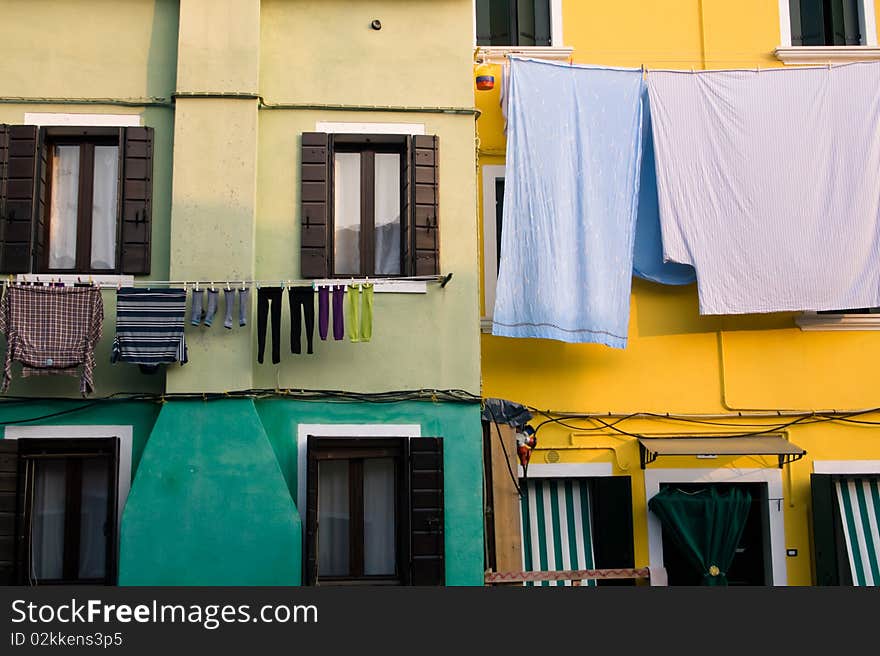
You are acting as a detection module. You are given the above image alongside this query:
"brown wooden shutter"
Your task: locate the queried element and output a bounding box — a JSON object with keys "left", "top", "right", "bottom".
{"left": 119, "top": 126, "right": 153, "bottom": 275}
{"left": 402, "top": 136, "right": 413, "bottom": 275}
{"left": 0, "top": 439, "right": 22, "bottom": 585}
{"left": 300, "top": 133, "right": 331, "bottom": 278}
{"left": 304, "top": 435, "right": 320, "bottom": 585}
{"left": 411, "top": 135, "right": 439, "bottom": 276}
{"left": 407, "top": 437, "right": 445, "bottom": 585}
{"left": 0, "top": 125, "right": 39, "bottom": 273}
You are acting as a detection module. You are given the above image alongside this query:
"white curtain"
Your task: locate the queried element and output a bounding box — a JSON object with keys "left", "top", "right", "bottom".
{"left": 363, "top": 457, "right": 396, "bottom": 576}
{"left": 374, "top": 154, "right": 401, "bottom": 276}
{"left": 334, "top": 152, "right": 361, "bottom": 275}
{"left": 31, "top": 460, "right": 67, "bottom": 581}
{"left": 90, "top": 145, "right": 118, "bottom": 270}
{"left": 49, "top": 145, "right": 80, "bottom": 270}
{"left": 78, "top": 458, "right": 109, "bottom": 579}
{"left": 318, "top": 460, "right": 350, "bottom": 577}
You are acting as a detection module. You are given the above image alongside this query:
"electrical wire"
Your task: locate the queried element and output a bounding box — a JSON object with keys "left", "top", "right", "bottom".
{"left": 483, "top": 403, "right": 522, "bottom": 498}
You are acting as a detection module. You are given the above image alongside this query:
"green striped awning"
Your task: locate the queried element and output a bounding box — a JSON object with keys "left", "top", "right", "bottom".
{"left": 520, "top": 478, "right": 595, "bottom": 587}
{"left": 835, "top": 477, "right": 880, "bottom": 586}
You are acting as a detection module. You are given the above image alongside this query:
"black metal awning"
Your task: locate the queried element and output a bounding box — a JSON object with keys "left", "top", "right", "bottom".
{"left": 638, "top": 435, "right": 806, "bottom": 469}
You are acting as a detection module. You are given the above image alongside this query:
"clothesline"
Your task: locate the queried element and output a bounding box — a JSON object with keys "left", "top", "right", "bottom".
{"left": 504, "top": 54, "right": 859, "bottom": 75}
{"left": 6, "top": 273, "right": 454, "bottom": 290}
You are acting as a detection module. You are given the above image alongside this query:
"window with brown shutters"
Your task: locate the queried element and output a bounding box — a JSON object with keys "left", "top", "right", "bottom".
{"left": 0, "top": 125, "right": 154, "bottom": 275}
{"left": 0, "top": 437, "right": 120, "bottom": 587}
{"left": 304, "top": 435, "right": 445, "bottom": 586}
{"left": 299, "top": 132, "right": 440, "bottom": 279}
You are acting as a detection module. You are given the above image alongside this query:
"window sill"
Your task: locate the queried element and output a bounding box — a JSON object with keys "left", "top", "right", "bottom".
{"left": 475, "top": 46, "right": 574, "bottom": 64}
{"left": 796, "top": 311, "right": 880, "bottom": 331}
{"left": 15, "top": 273, "right": 134, "bottom": 287}
{"left": 774, "top": 46, "right": 880, "bottom": 64}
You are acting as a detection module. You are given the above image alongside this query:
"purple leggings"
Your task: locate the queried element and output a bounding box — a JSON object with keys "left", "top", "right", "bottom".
{"left": 318, "top": 285, "right": 345, "bottom": 340}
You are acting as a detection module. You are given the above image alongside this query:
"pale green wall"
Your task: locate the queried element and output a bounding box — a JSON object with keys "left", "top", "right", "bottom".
{"left": 0, "top": 1, "right": 178, "bottom": 395}
{"left": 167, "top": 98, "right": 258, "bottom": 393}
{"left": 119, "top": 399, "right": 302, "bottom": 585}
{"left": 0, "top": 0, "right": 179, "bottom": 100}
{"left": 163, "top": 0, "right": 480, "bottom": 395}
{"left": 255, "top": 110, "right": 480, "bottom": 392}
{"left": 176, "top": 0, "right": 260, "bottom": 93}
{"left": 260, "top": 0, "right": 474, "bottom": 108}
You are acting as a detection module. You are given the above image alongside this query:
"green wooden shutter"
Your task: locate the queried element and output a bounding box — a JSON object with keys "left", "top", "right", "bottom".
{"left": 119, "top": 126, "right": 153, "bottom": 274}
{"left": 411, "top": 135, "right": 439, "bottom": 276}
{"left": 0, "top": 125, "right": 39, "bottom": 273}
{"left": 300, "top": 133, "right": 330, "bottom": 278}
{"left": 0, "top": 439, "right": 22, "bottom": 585}
{"left": 591, "top": 476, "right": 636, "bottom": 586}
{"left": 811, "top": 473, "right": 843, "bottom": 585}
{"left": 407, "top": 437, "right": 445, "bottom": 585}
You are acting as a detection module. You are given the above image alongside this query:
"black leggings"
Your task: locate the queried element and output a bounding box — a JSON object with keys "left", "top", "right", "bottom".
{"left": 289, "top": 287, "right": 315, "bottom": 355}
{"left": 257, "top": 287, "right": 283, "bottom": 364}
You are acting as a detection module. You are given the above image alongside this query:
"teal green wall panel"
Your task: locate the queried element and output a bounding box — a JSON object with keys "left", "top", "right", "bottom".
{"left": 119, "top": 399, "right": 302, "bottom": 585}
{"left": 254, "top": 399, "right": 484, "bottom": 586}
{"left": 0, "top": 400, "right": 158, "bottom": 472}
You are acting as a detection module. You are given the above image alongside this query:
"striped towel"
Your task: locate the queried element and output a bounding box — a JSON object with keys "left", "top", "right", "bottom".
{"left": 111, "top": 288, "right": 188, "bottom": 368}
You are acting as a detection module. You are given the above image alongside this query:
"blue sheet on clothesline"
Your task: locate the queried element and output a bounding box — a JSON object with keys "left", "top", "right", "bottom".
{"left": 492, "top": 58, "right": 646, "bottom": 347}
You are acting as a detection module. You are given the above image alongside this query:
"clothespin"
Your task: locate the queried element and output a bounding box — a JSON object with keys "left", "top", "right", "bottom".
{"left": 210, "top": 281, "right": 215, "bottom": 292}
{"left": 241, "top": 280, "right": 246, "bottom": 291}
{"left": 641, "top": 64, "right": 646, "bottom": 81}
{"left": 116, "top": 278, "right": 122, "bottom": 291}
{"left": 195, "top": 281, "right": 199, "bottom": 292}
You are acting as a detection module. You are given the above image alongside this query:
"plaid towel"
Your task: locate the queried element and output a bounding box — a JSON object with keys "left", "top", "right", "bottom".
{"left": 111, "top": 288, "right": 188, "bottom": 368}
{"left": 0, "top": 285, "right": 103, "bottom": 395}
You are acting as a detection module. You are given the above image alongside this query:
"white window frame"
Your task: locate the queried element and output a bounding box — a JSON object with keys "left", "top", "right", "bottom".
{"left": 3, "top": 425, "right": 134, "bottom": 534}
{"left": 645, "top": 467, "right": 788, "bottom": 586}
{"left": 473, "top": 0, "right": 573, "bottom": 63}
{"left": 813, "top": 460, "right": 880, "bottom": 474}
{"left": 481, "top": 165, "right": 505, "bottom": 326}
{"left": 23, "top": 113, "right": 141, "bottom": 128}
{"left": 776, "top": 0, "right": 880, "bottom": 63}
{"left": 295, "top": 423, "right": 421, "bottom": 516}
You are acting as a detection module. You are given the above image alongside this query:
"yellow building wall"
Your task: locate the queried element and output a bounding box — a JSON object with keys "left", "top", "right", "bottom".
{"left": 478, "top": 1, "right": 880, "bottom": 585}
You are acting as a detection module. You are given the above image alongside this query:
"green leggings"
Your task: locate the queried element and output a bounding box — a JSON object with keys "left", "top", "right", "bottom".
{"left": 346, "top": 283, "right": 373, "bottom": 342}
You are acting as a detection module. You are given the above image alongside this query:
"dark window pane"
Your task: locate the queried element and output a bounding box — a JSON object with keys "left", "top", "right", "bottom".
{"left": 48, "top": 145, "right": 80, "bottom": 270}
{"left": 90, "top": 145, "right": 119, "bottom": 271}
{"left": 318, "top": 460, "right": 350, "bottom": 577}
{"left": 363, "top": 458, "right": 396, "bottom": 576}
{"left": 477, "top": 0, "right": 551, "bottom": 47}
{"left": 495, "top": 178, "right": 505, "bottom": 273}
{"left": 374, "top": 154, "right": 401, "bottom": 276}
{"left": 78, "top": 458, "right": 110, "bottom": 580}
{"left": 31, "top": 460, "right": 67, "bottom": 580}
{"left": 792, "top": 0, "right": 862, "bottom": 46}
{"left": 333, "top": 152, "right": 362, "bottom": 276}
{"left": 518, "top": 0, "right": 552, "bottom": 46}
